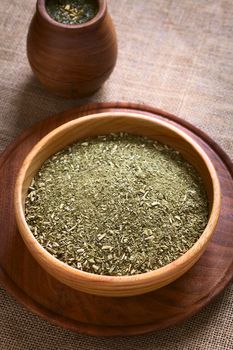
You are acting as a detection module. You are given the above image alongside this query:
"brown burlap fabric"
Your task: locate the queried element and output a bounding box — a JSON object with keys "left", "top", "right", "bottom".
{"left": 0, "top": 0, "right": 232, "bottom": 349}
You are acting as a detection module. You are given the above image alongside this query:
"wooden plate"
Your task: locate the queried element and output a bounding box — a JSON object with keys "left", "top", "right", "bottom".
{"left": 0, "top": 102, "right": 232, "bottom": 337}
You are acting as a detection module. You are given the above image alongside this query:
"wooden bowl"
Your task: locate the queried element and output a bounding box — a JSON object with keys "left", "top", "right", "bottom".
{"left": 27, "top": 0, "right": 117, "bottom": 98}
{"left": 14, "top": 112, "right": 221, "bottom": 297}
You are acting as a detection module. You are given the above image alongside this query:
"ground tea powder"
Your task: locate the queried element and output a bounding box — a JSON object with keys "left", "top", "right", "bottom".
{"left": 25, "top": 134, "right": 209, "bottom": 276}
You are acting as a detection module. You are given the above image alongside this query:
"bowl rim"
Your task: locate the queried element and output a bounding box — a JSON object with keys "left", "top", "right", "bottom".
{"left": 14, "top": 112, "right": 221, "bottom": 287}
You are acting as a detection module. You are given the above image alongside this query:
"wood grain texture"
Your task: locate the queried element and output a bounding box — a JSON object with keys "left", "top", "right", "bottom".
{"left": 14, "top": 112, "right": 221, "bottom": 297}
{"left": 27, "top": 0, "right": 117, "bottom": 98}
{"left": 0, "top": 102, "right": 232, "bottom": 336}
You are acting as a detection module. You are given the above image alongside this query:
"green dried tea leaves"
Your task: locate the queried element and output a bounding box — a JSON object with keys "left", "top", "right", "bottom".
{"left": 46, "top": 0, "right": 98, "bottom": 25}
{"left": 25, "top": 133, "right": 209, "bottom": 276}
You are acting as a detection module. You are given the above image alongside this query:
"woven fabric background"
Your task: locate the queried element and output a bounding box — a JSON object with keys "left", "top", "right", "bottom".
{"left": 0, "top": 0, "right": 232, "bottom": 349}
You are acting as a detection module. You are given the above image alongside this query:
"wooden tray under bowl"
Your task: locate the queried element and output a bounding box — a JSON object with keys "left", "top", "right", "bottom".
{"left": 0, "top": 102, "right": 232, "bottom": 337}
